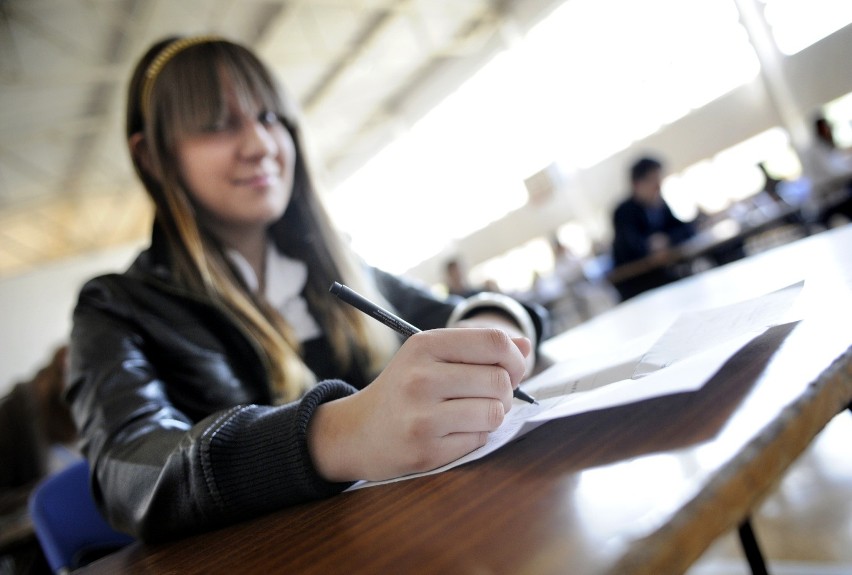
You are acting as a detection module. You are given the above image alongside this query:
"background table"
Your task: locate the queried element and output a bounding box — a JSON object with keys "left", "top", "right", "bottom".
{"left": 81, "top": 226, "right": 852, "bottom": 575}
{"left": 606, "top": 202, "right": 804, "bottom": 288}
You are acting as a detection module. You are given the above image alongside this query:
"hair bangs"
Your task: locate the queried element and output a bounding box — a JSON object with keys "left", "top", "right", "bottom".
{"left": 160, "top": 42, "right": 287, "bottom": 143}
{"left": 153, "top": 42, "right": 286, "bottom": 143}
{"left": 151, "top": 47, "right": 225, "bottom": 141}
{"left": 217, "top": 45, "right": 286, "bottom": 122}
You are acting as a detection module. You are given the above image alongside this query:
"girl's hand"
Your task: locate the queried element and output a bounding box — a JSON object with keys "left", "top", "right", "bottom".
{"left": 307, "top": 328, "right": 531, "bottom": 482}
{"left": 454, "top": 311, "right": 536, "bottom": 375}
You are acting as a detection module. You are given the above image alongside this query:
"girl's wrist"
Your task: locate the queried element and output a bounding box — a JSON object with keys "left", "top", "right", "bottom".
{"left": 306, "top": 396, "right": 357, "bottom": 483}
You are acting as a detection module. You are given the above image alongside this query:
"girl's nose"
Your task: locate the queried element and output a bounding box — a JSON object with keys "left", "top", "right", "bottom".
{"left": 239, "top": 118, "right": 277, "bottom": 159}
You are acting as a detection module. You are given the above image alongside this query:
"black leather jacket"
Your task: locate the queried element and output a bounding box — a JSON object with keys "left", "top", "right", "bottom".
{"left": 68, "top": 229, "right": 547, "bottom": 542}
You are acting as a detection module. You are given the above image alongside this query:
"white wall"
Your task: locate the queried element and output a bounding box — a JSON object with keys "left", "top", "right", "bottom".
{"left": 0, "top": 242, "right": 141, "bottom": 395}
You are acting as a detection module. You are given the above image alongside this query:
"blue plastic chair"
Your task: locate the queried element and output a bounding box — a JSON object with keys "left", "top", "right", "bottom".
{"left": 28, "top": 459, "right": 134, "bottom": 574}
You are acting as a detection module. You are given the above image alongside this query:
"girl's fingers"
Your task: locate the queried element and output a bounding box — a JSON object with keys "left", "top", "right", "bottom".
{"left": 410, "top": 396, "right": 508, "bottom": 439}
{"left": 314, "top": 328, "right": 532, "bottom": 482}
{"left": 511, "top": 336, "right": 532, "bottom": 361}
{"left": 408, "top": 329, "right": 528, "bottom": 386}
{"left": 432, "top": 431, "right": 490, "bottom": 465}
{"left": 420, "top": 362, "right": 513, "bottom": 412}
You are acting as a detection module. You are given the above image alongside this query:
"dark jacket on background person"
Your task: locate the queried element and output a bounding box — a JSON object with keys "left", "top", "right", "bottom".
{"left": 0, "top": 384, "right": 46, "bottom": 496}
{"left": 68, "top": 225, "right": 547, "bottom": 543}
{"left": 1, "top": 346, "right": 75, "bottom": 501}
{"left": 610, "top": 197, "right": 696, "bottom": 300}
{"left": 611, "top": 197, "right": 695, "bottom": 267}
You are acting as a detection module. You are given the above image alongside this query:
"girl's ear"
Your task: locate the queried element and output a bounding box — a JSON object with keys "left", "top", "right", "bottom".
{"left": 128, "top": 132, "right": 160, "bottom": 182}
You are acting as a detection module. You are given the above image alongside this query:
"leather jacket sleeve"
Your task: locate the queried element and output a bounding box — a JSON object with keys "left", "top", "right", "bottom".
{"left": 67, "top": 277, "right": 356, "bottom": 542}
{"left": 371, "top": 267, "right": 461, "bottom": 330}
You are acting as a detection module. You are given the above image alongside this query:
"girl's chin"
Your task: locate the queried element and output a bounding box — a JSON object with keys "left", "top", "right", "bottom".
{"left": 240, "top": 195, "right": 290, "bottom": 222}
{"left": 209, "top": 210, "right": 287, "bottom": 233}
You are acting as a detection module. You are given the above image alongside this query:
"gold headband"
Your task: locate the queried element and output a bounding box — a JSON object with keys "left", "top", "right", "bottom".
{"left": 140, "top": 35, "right": 222, "bottom": 120}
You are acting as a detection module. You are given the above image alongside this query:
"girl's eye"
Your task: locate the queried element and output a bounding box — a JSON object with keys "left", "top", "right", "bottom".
{"left": 203, "top": 117, "right": 235, "bottom": 133}
{"left": 259, "top": 111, "right": 281, "bottom": 126}
{"left": 203, "top": 122, "right": 225, "bottom": 133}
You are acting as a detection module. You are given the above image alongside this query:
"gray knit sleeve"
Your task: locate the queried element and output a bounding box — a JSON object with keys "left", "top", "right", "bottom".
{"left": 202, "top": 380, "right": 357, "bottom": 515}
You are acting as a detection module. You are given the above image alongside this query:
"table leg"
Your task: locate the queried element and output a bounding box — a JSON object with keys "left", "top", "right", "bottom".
{"left": 738, "top": 518, "right": 770, "bottom": 575}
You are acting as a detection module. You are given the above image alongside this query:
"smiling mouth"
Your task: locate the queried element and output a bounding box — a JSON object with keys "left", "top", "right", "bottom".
{"left": 236, "top": 173, "right": 279, "bottom": 187}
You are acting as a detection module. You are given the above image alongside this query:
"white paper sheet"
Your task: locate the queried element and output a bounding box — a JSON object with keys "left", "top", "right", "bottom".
{"left": 348, "top": 282, "right": 803, "bottom": 490}
{"left": 632, "top": 281, "right": 803, "bottom": 377}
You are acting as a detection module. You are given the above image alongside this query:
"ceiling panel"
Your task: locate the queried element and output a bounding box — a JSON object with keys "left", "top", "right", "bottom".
{"left": 0, "top": 0, "right": 560, "bottom": 278}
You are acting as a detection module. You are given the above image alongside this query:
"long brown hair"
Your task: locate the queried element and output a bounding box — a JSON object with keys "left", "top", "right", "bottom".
{"left": 126, "top": 37, "right": 396, "bottom": 402}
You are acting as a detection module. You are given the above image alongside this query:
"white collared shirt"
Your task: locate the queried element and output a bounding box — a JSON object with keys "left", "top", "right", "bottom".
{"left": 227, "top": 244, "right": 322, "bottom": 342}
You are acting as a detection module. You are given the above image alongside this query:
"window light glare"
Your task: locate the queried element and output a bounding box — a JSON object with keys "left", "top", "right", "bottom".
{"left": 329, "top": 0, "right": 774, "bottom": 275}
{"left": 763, "top": 0, "right": 852, "bottom": 55}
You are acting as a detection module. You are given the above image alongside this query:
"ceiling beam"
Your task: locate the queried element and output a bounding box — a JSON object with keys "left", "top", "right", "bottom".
{"left": 320, "top": 0, "right": 567, "bottom": 185}
{"left": 0, "top": 144, "right": 60, "bottom": 200}
{"left": 4, "top": 2, "right": 103, "bottom": 62}
{"left": 2, "top": 64, "right": 126, "bottom": 89}
{"left": 302, "top": 0, "right": 411, "bottom": 112}
{"left": 1, "top": 115, "right": 109, "bottom": 142}
{"left": 319, "top": 0, "right": 508, "bottom": 182}
{"left": 57, "top": 0, "right": 161, "bottom": 197}
{"left": 0, "top": 187, "right": 151, "bottom": 277}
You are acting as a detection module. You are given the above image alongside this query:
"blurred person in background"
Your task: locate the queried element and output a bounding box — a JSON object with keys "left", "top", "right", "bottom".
{"left": 611, "top": 156, "right": 695, "bottom": 300}
{"left": 802, "top": 115, "right": 852, "bottom": 227}
{"left": 1, "top": 345, "right": 76, "bottom": 575}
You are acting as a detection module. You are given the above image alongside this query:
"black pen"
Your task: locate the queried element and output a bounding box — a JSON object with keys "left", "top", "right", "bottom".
{"left": 330, "top": 281, "right": 537, "bottom": 404}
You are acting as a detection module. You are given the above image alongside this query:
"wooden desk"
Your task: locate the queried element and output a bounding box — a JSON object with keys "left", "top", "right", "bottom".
{"left": 81, "top": 227, "right": 852, "bottom": 575}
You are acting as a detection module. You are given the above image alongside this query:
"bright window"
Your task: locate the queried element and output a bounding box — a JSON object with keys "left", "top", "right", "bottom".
{"left": 329, "top": 0, "right": 760, "bottom": 274}
{"left": 762, "top": 0, "right": 852, "bottom": 55}
{"left": 662, "top": 127, "right": 802, "bottom": 220}
{"left": 329, "top": 51, "right": 531, "bottom": 273}
{"left": 469, "top": 237, "right": 554, "bottom": 294}
{"left": 526, "top": 0, "right": 759, "bottom": 170}
{"left": 821, "top": 91, "right": 852, "bottom": 148}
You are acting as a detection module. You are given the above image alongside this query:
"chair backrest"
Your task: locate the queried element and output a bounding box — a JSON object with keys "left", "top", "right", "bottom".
{"left": 28, "top": 459, "right": 134, "bottom": 574}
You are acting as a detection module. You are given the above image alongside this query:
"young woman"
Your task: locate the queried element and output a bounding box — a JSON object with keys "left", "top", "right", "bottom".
{"left": 67, "top": 36, "right": 546, "bottom": 542}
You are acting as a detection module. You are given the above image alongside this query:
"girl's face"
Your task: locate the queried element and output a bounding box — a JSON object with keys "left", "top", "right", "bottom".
{"left": 176, "top": 82, "right": 296, "bottom": 238}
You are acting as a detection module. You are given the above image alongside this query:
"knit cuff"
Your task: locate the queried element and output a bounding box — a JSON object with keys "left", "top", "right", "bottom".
{"left": 292, "top": 379, "right": 358, "bottom": 493}
{"left": 203, "top": 380, "right": 357, "bottom": 519}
